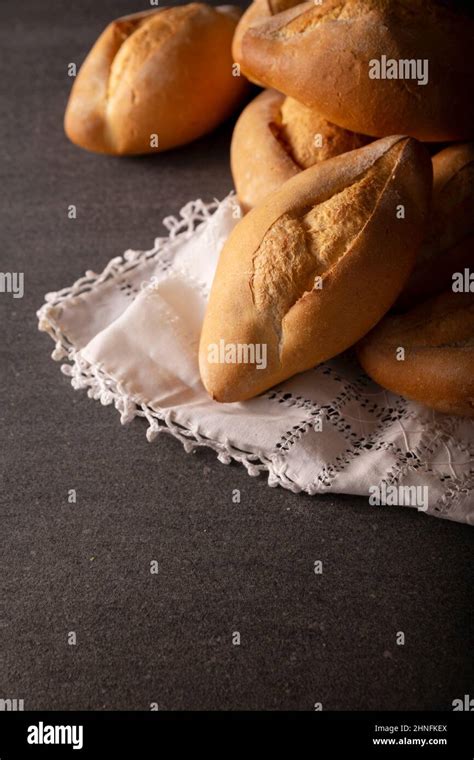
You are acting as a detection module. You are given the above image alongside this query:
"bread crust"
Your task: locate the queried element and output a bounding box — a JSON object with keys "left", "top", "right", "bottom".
{"left": 238, "top": 0, "right": 474, "bottom": 141}
{"left": 231, "top": 89, "right": 369, "bottom": 211}
{"left": 65, "top": 4, "right": 247, "bottom": 155}
{"left": 231, "top": 90, "right": 299, "bottom": 213}
{"left": 397, "top": 143, "right": 474, "bottom": 309}
{"left": 200, "top": 136, "right": 432, "bottom": 402}
{"left": 357, "top": 291, "right": 474, "bottom": 417}
{"left": 232, "top": 0, "right": 303, "bottom": 71}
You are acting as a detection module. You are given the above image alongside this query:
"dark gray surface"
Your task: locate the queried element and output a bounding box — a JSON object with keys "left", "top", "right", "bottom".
{"left": 0, "top": 0, "right": 472, "bottom": 711}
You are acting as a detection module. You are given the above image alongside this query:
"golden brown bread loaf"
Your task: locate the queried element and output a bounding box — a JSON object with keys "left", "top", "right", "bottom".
{"left": 237, "top": 0, "right": 474, "bottom": 142}
{"left": 231, "top": 89, "right": 369, "bottom": 211}
{"left": 357, "top": 291, "right": 474, "bottom": 417}
{"left": 397, "top": 143, "right": 474, "bottom": 309}
{"left": 65, "top": 4, "right": 247, "bottom": 155}
{"left": 199, "top": 136, "right": 432, "bottom": 402}
{"left": 232, "top": 0, "right": 302, "bottom": 67}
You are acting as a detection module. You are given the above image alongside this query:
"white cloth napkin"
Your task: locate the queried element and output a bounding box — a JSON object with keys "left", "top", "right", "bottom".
{"left": 38, "top": 195, "right": 474, "bottom": 525}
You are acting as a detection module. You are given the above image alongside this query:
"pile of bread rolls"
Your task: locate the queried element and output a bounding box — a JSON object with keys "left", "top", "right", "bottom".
{"left": 65, "top": 1, "right": 474, "bottom": 417}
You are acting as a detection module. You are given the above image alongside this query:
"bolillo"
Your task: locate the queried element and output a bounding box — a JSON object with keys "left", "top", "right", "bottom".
{"left": 199, "top": 136, "right": 432, "bottom": 402}
{"left": 397, "top": 143, "right": 474, "bottom": 309}
{"left": 357, "top": 291, "right": 474, "bottom": 417}
{"left": 231, "top": 89, "right": 369, "bottom": 212}
{"left": 237, "top": 0, "right": 474, "bottom": 142}
{"left": 64, "top": 4, "right": 247, "bottom": 155}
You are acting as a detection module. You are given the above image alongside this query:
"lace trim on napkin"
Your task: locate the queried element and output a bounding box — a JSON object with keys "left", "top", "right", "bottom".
{"left": 37, "top": 199, "right": 275, "bottom": 472}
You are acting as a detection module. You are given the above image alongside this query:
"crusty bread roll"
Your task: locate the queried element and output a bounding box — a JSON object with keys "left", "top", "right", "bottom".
{"left": 232, "top": 0, "right": 302, "bottom": 67}
{"left": 357, "top": 291, "right": 474, "bottom": 417}
{"left": 397, "top": 143, "right": 474, "bottom": 309}
{"left": 237, "top": 0, "right": 474, "bottom": 142}
{"left": 199, "top": 136, "right": 432, "bottom": 402}
{"left": 65, "top": 4, "right": 247, "bottom": 155}
{"left": 231, "top": 89, "right": 369, "bottom": 211}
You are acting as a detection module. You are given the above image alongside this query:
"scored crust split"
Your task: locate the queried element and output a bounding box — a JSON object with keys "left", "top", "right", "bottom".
{"left": 232, "top": 0, "right": 303, "bottom": 69}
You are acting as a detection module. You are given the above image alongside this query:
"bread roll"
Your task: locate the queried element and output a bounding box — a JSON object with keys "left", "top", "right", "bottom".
{"left": 199, "top": 136, "right": 432, "bottom": 402}
{"left": 231, "top": 89, "right": 369, "bottom": 211}
{"left": 357, "top": 291, "right": 474, "bottom": 417}
{"left": 65, "top": 4, "right": 247, "bottom": 155}
{"left": 237, "top": 0, "right": 474, "bottom": 142}
{"left": 397, "top": 143, "right": 474, "bottom": 309}
{"left": 232, "top": 0, "right": 302, "bottom": 67}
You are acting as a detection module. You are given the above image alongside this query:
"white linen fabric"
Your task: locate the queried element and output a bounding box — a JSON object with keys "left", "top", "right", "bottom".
{"left": 37, "top": 195, "right": 474, "bottom": 525}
